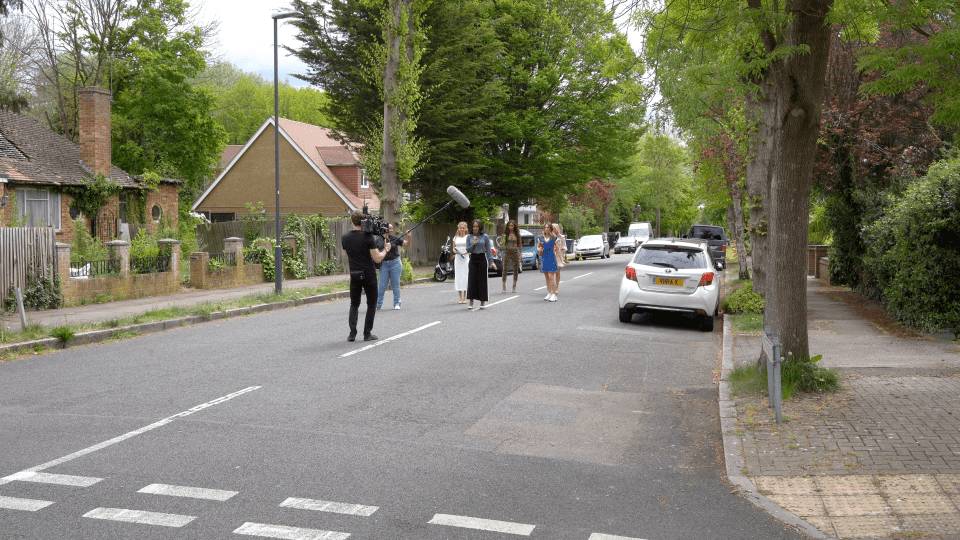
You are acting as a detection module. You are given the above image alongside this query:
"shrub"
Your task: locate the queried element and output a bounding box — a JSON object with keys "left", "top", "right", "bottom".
{"left": 861, "top": 157, "right": 960, "bottom": 333}
{"left": 781, "top": 354, "right": 841, "bottom": 398}
{"left": 722, "top": 284, "right": 764, "bottom": 314}
{"left": 3, "top": 269, "right": 62, "bottom": 313}
{"left": 401, "top": 258, "right": 413, "bottom": 283}
{"left": 71, "top": 221, "right": 108, "bottom": 262}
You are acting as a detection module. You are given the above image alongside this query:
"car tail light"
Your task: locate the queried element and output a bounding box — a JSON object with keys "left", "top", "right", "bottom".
{"left": 721, "top": 244, "right": 727, "bottom": 252}
{"left": 492, "top": 247, "right": 498, "bottom": 256}
{"left": 626, "top": 267, "right": 638, "bottom": 282}
{"left": 698, "top": 272, "right": 715, "bottom": 287}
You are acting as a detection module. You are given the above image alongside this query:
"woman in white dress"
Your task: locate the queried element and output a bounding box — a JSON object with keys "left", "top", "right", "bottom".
{"left": 452, "top": 221, "right": 470, "bottom": 304}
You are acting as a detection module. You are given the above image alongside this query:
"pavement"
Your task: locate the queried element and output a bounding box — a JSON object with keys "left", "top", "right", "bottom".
{"left": 3, "top": 265, "right": 960, "bottom": 539}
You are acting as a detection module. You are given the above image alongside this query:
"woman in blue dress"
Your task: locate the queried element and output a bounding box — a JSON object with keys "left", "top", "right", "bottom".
{"left": 537, "top": 220, "right": 559, "bottom": 302}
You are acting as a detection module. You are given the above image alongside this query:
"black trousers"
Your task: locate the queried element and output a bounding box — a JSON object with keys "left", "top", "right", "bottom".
{"left": 349, "top": 269, "right": 377, "bottom": 335}
{"left": 466, "top": 253, "right": 489, "bottom": 302}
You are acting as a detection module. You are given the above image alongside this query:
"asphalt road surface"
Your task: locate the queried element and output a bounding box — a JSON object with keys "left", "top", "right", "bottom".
{"left": 0, "top": 253, "right": 810, "bottom": 540}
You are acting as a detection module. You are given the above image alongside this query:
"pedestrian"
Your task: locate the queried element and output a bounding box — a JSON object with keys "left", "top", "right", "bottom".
{"left": 553, "top": 223, "right": 567, "bottom": 297}
{"left": 537, "top": 220, "right": 559, "bottom": 302}
{"left": 377, "top": 222, "right": 412, "bottom": 310}
{"left": 466, "top": 219, "right": 496, "bottom": 310}
{"left": 342, "top": 210, "right": 388, "bottom": 341}
{"left": 452, "top": 221, "right": 470, "bottom": 304}
{"left": 500, "top": 219, "right": 522, "bottom": 293}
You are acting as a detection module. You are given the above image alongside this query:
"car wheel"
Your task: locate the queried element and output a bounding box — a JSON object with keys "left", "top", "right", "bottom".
{"left": 533, "top": 256, "right": 539, "bottom": 270}
{"left": 434, "top": 268, "right": 447, "bottom": 282}
{"left": 619, "top": 308, "right": 632, "bottom": 323}
{"left": 699, "top": 314, "right": 715, "bottom": 332}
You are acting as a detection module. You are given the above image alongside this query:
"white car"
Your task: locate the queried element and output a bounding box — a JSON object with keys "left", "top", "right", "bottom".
{"left": 614, "top": 235, "right": 639, "bottom": 253}
{"left": 618, "top": 238, "right": 721, "bottom": 331}
{"left": 574, "top": 235, "right": 610, "bottom": 259}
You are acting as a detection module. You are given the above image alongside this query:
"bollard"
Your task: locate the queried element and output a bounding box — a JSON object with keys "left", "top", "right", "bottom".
{"left": 763, "top": 326, "right": 784, "bottom": 424}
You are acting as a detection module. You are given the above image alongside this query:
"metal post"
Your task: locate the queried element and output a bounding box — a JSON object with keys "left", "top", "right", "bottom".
{"left": 272, "top": 11, "right": 299, "bottom": 294}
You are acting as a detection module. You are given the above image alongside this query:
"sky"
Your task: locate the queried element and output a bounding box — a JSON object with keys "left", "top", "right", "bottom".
{"left": 197, "top": 0, "right": 644, "bottom": 90}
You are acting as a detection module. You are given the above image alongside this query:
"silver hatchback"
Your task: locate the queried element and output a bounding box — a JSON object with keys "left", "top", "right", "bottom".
{"left": 617, "top": 238, "right": 721, "bottom": 331}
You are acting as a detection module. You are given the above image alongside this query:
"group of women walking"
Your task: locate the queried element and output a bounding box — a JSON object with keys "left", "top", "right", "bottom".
{"left": 452, "top": 219, "right": 567, "bottom": 309}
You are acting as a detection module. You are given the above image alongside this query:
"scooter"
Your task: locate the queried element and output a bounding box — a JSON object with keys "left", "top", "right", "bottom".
{"left": 434, "top": 236, "right": 454, "bottom": 282}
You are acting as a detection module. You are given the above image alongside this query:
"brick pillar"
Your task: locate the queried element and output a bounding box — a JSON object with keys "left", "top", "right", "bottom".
{"left": 78, "top": 87, "right": 112, "bottom": 177}
{"left": 282, "top": 234, "right": 296, "bottom": 253}
{"left": 106, "top": 240, "right": 130, "bottom": 277}
{"left": 190, "top": 252, "right": 209, "bottom": 289}
{"left": 56, "top": 243, "right": 71, "bottom": 281}
{"left": 224, "top": 237, "right": 244, "bottom": 266}
{"left": 158, "top": 239, "right": 181, "bottom": 275}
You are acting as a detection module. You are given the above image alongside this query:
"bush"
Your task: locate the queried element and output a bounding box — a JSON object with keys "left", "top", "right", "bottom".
{"left": 781, "top": 354, "right": 841, "bottom": 398}
{"left": 71, "top": 221, "right": 108, "bottom": 262}
{"left": 3, "top": 269, "right": 62, "bottom": 313}
{"left": 401, "top": 258, "right": 413, "bottom": 283}
{"left": 861, "top": 157, "right": 960, "bottom": 333}
{"left": 722, "top": 283, "right": 764, "bottom": 314}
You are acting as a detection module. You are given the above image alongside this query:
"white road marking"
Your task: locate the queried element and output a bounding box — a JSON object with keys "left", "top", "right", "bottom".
{"left": 138, "top": 483, "right": 238, "bottom": 501}
{"left": 428, "top": 513, "right": 535, "bottom": 536}
{"left": 485, "top": 296, "right": 519, "bottom": 307}
{"left": 589, "top": 534, "right": 648, "bottom": 540}
{"left": 233, "top": 522, "right": 350, "bottom": 539}
{"left": 280, "top": 497, "right": 377, "bottom": 516}
{"left": 0, "top": 495, "right": 54, "bottom": 511}
{"left": 4, "top": 471, "right": 102, "bottom": 487}
{"left": 569, "top": 272, "right": 593, "bottom": 279}
{"left": 83, "top": 507, "right": 196, "bottom": 527}
{"left": 340, "top": 321, "right": 441, "bottom": 357}
{"left": 0, "top": 386, "right": 261, "bottom": 487}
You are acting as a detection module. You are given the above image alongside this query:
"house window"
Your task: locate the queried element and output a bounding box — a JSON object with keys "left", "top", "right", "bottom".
{"left": 15, "top": 189, "right": 61, "bottom": 230}
{"left": 360, "top": 170, "right": 368, "bottom": 189}
{"left": 523, "top": 213, "right": 530, "bottom": 225}
{"left": 151, "top": 204, "right": 162, "bottom": 222}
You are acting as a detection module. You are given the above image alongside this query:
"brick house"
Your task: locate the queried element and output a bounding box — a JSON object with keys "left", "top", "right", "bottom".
{"left": 192, "top": 117, "right": 379, "bottom": 221}
{"left": 0, "top": 86, "right": 181, "bottom": 244}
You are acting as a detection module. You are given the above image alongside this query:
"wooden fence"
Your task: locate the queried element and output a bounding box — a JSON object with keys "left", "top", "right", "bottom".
{"left": 0, "top": 227, "right": 58, "bottom": 295}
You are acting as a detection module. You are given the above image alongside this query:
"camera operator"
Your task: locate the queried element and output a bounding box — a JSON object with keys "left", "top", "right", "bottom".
{"left": 342, "top": 210, "right": 387, "bottom": 342}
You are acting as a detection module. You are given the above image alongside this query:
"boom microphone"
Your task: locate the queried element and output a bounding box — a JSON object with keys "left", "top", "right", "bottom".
{"left": 446, "top": 185, "right": 471, "bottom": 208}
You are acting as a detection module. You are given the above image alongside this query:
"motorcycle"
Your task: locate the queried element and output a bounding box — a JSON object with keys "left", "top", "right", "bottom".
{"left": 434, "top": 236, "right": 454, "bottom": 282}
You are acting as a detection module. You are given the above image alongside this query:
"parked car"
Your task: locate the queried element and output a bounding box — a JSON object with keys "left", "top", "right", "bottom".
{"left": 687, "top": 224, "right": 729, "bottom": 268}
{"left": 518, "top": 229, "right": 540, "bottom": 270}
{"left": 616, "top": 223, "right": 652, "bottom": 253}
{"left": 618, "top": 237, "right": 721, "bottom": 331}
{"left": 574, "top": 234, "right": 610, "bottom": 259}
{"left": 489, "top": 236, "right": 504, "bottom": 277}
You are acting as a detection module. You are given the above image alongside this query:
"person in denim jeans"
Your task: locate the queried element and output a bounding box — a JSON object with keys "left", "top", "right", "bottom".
{"left": 377, "top": 222, "right": 412, "bottom": 310}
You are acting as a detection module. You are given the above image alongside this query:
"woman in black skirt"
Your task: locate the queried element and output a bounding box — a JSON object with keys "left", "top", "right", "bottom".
{"left": 465, "top": 219, "right": 496, "bottom": 310}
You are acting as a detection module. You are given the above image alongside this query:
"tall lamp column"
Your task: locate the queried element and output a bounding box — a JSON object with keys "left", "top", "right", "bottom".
{"left": 272, "top": 11, "right": 299, "bottom": 294}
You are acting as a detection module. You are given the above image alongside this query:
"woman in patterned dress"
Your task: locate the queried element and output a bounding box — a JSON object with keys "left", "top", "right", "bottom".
{"left": 537, "top": 221, "right": 559, "bottom": 302}
{"left": 500, "top": 220, "right": 522, "bottom": 293}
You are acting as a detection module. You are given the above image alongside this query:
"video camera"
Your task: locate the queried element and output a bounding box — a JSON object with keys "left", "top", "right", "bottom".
{"left": 360, "top": 206, "right": 404, "bottom": 248}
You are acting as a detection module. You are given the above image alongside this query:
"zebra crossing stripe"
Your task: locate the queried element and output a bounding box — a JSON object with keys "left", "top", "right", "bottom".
{"left": 5, "top": 471, "right": 102, "bottom": 487}
{"left": 0, "top": 495, "right": 54, "bottom": 511}
{"left": 279, "top": 497, "right": 378, "bottom": 516}
{"left": 588, "top": 534, "right": 648, "bottom": 540}
{"left": 138, "top": 483, "right": 238, "bottom": 501}
{"left": 83, "top": 507, "right": 196, "bottom": 527}
{"left": 233, "top": 522, "right": 350, "bottom": 539}
{"left": 428, "top": 513, "right": 535, "bottom": 536}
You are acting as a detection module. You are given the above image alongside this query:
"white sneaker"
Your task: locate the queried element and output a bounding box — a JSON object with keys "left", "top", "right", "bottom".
{"left": 394, "top": 304, "right": 400, "bottom": 310}
{"left": 549, "top": 294, "right": 557, "bottom": 302}
{"left": 544, "top": 293, "right": 551, "bottom": 300}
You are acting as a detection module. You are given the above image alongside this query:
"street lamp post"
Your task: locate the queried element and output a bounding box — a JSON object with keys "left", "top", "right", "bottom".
{"left": 272, "top": 11, "right": 299, "bottom": 295}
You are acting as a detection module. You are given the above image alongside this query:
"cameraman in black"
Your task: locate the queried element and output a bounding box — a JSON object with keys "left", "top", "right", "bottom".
{"left": 342, "top": 209, "right": 388, "bottom": 342}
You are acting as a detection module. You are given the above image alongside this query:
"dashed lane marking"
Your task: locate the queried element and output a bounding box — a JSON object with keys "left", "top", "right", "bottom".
{"left": 4, "top": 471, "right": 102, "bottom": 487}
{"left": 138, "top": 483, "right": 238, "bottom": 501}
{"left": 0, "top": 495, "right": 54, "bottom": 511}
{"left": 279, "top": 497, "right": 377, "bottom": 516}
{"left": 428, "top": 513, "right": 535, "bottom": 536}
{"left": 340, "top": 321, "right": 441, "bottom": 357}
{"left": 83, "top": 507, "right": 196, "bottom": 527}
{"left": 588, "top": 534, "right": 648, "bottom": 540}
{"left": 485, "top": 296, "right": 519, "bottom": 307}
{"left": 0, "top": 386, "right": 260, "bottom": 488}
{"left": 233, "top": 521, "right": 350, "bottom": 539}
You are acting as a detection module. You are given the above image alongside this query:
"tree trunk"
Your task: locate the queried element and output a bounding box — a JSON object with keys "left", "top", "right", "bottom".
{"left": 381, "top": 0, "right": 403, "bottom": 223}
{"left": 727, "top": 192, "right": 749, "bottom": 280}
{"left": 761, "top": 0, "right": 834, "bottom": 361}
{"left": 744, "top": 76, "right": 776, "bottom": 298}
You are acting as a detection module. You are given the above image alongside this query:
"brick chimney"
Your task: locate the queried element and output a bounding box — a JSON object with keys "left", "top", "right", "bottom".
{"left": 78, "top": 86, "right": 112, "bottom": 177}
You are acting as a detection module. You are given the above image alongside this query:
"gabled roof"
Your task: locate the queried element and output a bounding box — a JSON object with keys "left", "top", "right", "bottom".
{"left": 0, "top": 109, "right": 141, "bottom": 188}
{"left": 220, "top": 145, "right": 242, "bottom": 169}
{"left": 193, "top": 117, "right": 379, "bottom": 212}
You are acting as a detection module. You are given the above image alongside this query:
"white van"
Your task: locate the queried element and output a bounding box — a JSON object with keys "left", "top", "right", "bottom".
{"left": 615, "top": 222, "right": 653, "bottom": 253}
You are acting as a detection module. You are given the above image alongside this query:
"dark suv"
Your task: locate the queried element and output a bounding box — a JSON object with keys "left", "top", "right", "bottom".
{"left": 688, "top": 225, "right": 729, "bottom": 267}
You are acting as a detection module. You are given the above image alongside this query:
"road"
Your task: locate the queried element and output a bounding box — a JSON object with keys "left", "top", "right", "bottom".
{"left": 0, "top": 254, "right": 809, "bottom": 539}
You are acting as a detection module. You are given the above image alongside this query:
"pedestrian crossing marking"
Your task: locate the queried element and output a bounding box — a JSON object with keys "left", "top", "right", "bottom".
{"left": 138, "top": 483, "right": 238, "bottom": 501}
{"left": 5, "top": 471, "right": 102, "bottom": 487}
{"left": 83, "top": 507, "right": 196, "bottom": 527}
{"left": 234, "top": 521, "right": 350, "bottom": 539}
{"left": 280, "top": 497, "right": 378, "bottom": 516}
{"left": 428, "top": 513, "right": 535, "bottom": 535}
{"left": 0, "top": 495, "right": 54, "bottom": 511}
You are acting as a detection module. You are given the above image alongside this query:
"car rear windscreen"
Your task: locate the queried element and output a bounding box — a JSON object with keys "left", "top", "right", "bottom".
{"left": 691, "top": 226, "right": 723, "bottom": 240}
{"left": 635, "top": 246, "right": 708, "bottom": 269}
{"left": 522, "top": 237, "right": 536, "bottom": 247}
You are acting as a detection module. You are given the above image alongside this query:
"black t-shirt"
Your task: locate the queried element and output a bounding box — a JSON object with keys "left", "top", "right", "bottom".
{"left": 383, "top": 237, "right": 401, "bottom": 261}
{"left": 342, "top": 229, "right": 379, "bottom": 272}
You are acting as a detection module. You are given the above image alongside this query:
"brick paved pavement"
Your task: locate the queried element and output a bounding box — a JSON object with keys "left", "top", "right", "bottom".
{"left": 722, "top": 277, "right": 960, "bottom": 540}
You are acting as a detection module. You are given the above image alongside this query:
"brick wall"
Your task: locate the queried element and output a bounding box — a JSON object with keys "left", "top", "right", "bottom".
{"left": 57, "top": 240, "right": 182, "bottom": 305}
{"left": 808, "top": 245, "right": 830, "bottom": 277}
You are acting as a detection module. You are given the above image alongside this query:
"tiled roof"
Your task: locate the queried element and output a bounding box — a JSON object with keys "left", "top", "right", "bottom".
{"left": 220, "top": 145, "right": 242, "bottom": 169}
{"left": 0, "top": 109, "right": 140, "bottom": 188}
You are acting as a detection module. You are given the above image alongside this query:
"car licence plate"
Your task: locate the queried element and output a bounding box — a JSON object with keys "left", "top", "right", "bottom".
{"left": 654, "top": 277, "right": 683, "bottom": 287}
